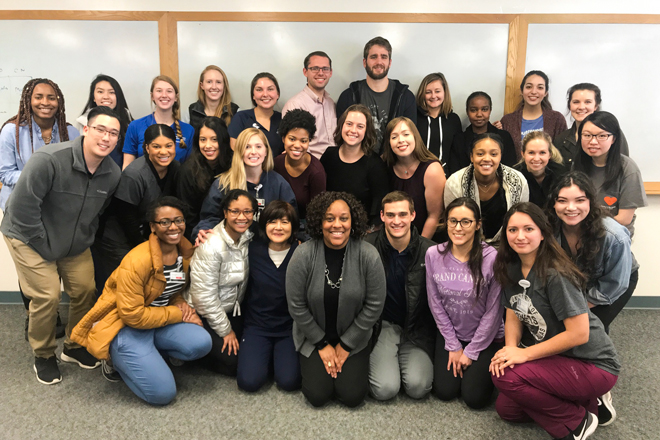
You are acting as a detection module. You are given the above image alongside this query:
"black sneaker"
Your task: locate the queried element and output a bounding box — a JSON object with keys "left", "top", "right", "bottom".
{"left": 597, "top": 391, "right": 616, "bottom": 426}
{"left": 60, "top": 347, "right": 101, "bottom": 369}
{"left": 34, "top": 356, "right": 62, "bottom": 385}
{"left": 55, "top": 312, "right": 66, "bottom": 339}
{"left": 556, "top": 411, "right": 598, "bottom": 440}
{"left": 101, "top": 359, "right": 122, "bottom": 382}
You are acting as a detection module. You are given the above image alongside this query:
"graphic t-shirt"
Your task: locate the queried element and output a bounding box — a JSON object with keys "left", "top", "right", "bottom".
{"left": 359, "top": 80, "right": 394, "bottom": 152}
{"left": 520, "top": 114, "right": 544, "bottom": 140}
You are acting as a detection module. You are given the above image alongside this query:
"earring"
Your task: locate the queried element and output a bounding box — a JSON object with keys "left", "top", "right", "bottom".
{"left": 351, "top": 228, "right": 355, "bottom": 234}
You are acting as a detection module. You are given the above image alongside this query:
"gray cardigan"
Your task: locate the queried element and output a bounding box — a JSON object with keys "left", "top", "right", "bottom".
{"left": 286, "top": 237, "right": 386, "bottom": 358}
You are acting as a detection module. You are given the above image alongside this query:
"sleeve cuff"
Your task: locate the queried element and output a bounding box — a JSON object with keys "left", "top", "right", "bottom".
{"left": 339, "top": 340, "right": 353, "bottom": 352}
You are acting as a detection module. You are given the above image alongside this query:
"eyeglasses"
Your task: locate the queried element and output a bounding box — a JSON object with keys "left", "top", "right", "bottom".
{"left": 90, "top": 125, "right": 120, "bottom": 139}
{"left": 447, "top": 218, "right": 475, "bottom": 228}
{"left": 226, "top": 209, "right": 255, "bottom": 218}
{"left": 152, "top": 217, "right": 185, "bottom": 228}
{"left": 307, "top": 66, "right": 331, "bottom": 73}
{"left": 582, "top": 133, "right": 613, "bottom": 142}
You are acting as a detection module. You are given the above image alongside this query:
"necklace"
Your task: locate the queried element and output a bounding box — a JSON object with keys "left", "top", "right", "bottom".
{"left": 477, "top": 178, "right": 496, "bottom": 192}
{"left": 397, "top": 160, "right": 418, "bottom": 175}
{"left": 325, "top": 265, "right": 342, "bottom": 289}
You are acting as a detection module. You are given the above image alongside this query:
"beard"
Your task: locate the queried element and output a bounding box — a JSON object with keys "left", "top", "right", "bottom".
{"left": 365, "top": 63, "right": 389, "bottom": 80}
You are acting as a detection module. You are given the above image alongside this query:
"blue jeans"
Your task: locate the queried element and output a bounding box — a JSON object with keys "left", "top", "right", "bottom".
{"left": 110, "top": 322, "right": 212, "bottom": 405}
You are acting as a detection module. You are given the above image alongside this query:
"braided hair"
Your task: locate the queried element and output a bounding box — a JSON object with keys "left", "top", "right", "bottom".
{"left": 1, "top": 78, "right": 71, "bottom": 162}
{"left": 150, "top": 75, "right": 186, "bottom": 150}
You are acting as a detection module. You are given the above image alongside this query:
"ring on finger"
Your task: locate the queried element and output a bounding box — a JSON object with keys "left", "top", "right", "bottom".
{"left": 328, "top": 361, "right": 332, "bottom": 367}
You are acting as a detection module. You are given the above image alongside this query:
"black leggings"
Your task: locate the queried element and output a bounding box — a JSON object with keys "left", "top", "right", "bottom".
{"left": 199, "top": 314, "right": 244, "bottom": 376}
{"left": 433, "top": 330, "right": 502, "bottom": 409}
{"left": 591, "top": 270, "right": 639, "bottom": 334}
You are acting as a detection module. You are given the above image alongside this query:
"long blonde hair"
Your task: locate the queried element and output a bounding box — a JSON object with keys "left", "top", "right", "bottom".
{"left": 150, "top": 75, "right": 186, "bottom": 149}
{"left": 197, "top": 65, "right": 234, "bottom": 126}
{"left": 218, "top": 128, "right": 274, "bottom": 191}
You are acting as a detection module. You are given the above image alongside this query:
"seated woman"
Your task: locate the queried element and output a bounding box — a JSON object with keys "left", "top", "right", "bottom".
{"left": 572, "top": 111, "right": 647, "bottom": 236}
{"left": 77, "top": 74, "right": 133, "bottom": 167}
{"left": 273, "top": 108, "right": 326, "bottom": 232}
{"left": 188, "top": 65, "right": 238, "bottom": 131}
{"left": 426, "top": 197, "right": 504, "bottom": 409}
{"left": 513, "top": 131, "right": 566, "bottom": 207}
{"left": 491, "top": 203, "right": 619, "bottom": 439}
{"left": 444, "top": 133, "right": 529, "bottom": 245}
{"left": 414, "top": 72, "right": 463, "bottom": 175}
{"left": 71, "top": 197, "right": 212, "bottom": 406}
{"left": 383, "top": 116, "right": 445, "bottom": 239}
{"left": 193, "top": 127, "right": 296, "bottom": 242}
{"left": 176, "top": 116, "right": 232, "bottom": 240}
{"left": 500, "top": 70, "right": 567, "bottom": 158}
{"left": 321, "top": 104, "right": 389, "bottom": 228}
{"left": 286, "top": 192, "right": 386, "bottom": 407}
{"left": 462, "top": 91, "right": 517, "bottom": 169}
{"left": 228, "top": 72, "right": 283, "bottom": 155}
{"left": 187, "top": 189, "right": 256, "bottom": 376}
{"left": 237, "top": 201, "right": 301, "bottom": 392}
{"left": 554, "top": 83, "right": 629, "bottom": 168}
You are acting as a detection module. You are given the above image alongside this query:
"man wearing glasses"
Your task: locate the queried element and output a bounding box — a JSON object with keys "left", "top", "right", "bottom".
{"left": 2, "top": 106, "right": 122, "bottom": 385}
{"left": 364, "top": 191, "right": 435, "bottom": 401}
{"left": 282, "top": 51, "right": 337, "bottom": 159}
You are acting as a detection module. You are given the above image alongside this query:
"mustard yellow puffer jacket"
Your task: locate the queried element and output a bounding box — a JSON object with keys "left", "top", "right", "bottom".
{"left": 71, "top": 233, "right": 194, "bottom": 360}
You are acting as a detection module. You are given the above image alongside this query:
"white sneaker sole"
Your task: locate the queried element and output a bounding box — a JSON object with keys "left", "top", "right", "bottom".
{"left": 33, "top": 364, "right": 62, "bottom": 385}
{"left": 599, "top": 391, "right": 617, "bottom": 426}
{"left": 60, "top": 352, "right": 101, "bottom": 370}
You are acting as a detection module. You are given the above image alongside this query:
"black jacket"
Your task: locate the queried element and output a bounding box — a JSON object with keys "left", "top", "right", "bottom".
{"left": 188, "top": 100, "right": 239, "bottom": 132}
{"left": 415, "top": 109, "right": 464, "bottom": 177}
{"left": 365, "top": 226, "right": 436, "bottom": 357}
{"left": 513, "top": 160, "right": 567, "bottom": 208}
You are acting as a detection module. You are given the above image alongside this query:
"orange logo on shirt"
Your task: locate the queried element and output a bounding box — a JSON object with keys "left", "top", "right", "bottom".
{"left": 604, "top": 196, "right": 618, "bottom": 206}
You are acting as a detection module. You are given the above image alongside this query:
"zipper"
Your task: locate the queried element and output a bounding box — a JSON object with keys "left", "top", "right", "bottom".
{"left": 67, "top": 176, "right": 90, "bottom": 255}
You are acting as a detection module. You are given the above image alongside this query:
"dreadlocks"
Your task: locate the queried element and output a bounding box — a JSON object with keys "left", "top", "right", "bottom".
{"left": 1, "top": 78, "right": 71, "bottom": 162}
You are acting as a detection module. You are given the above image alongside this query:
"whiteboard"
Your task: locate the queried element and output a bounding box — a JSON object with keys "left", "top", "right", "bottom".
{"left": 527, "top": 24, "right": 660, "bottom": 181}
{"left": 0, "top": 20, "right": 160, "bottom": 127}
{"left": 177, "top": 22, "right": 510, "bottom": 127}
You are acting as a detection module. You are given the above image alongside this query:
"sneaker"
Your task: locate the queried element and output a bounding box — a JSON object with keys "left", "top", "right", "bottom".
{"left": 557, "top": 411, "right": 598, "bottom": 440}
{"left": 101, "top": 359, "right": 122, "bottom": 383}
{"left": 597, "top": 391, "right": 617, "bottom": 426}
{"left": 55, "top": 312, "right": 66, "bottom": 339}
{"left": 34, "top": 356, "right": 62, "bottom": 385}
{"left": 60, "top": 347, "right": 101, "bottom": 369}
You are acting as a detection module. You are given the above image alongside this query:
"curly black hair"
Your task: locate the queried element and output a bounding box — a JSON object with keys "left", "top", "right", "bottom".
{"left": 305, "top": 191, "right": 369, "bottom": 240}
{"left": 146, "top": 196, "right": 190, "bottom": 223}
{"left": 279, "top": 108, "right": 317, "bottom": 141}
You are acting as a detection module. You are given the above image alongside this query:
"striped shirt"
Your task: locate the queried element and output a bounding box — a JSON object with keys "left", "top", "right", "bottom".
{"left": 152, "top": 256, "right": 185, "bottom": 307}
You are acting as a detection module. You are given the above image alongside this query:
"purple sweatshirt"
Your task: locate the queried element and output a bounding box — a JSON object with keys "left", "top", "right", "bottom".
{"left": 425, "top": 242, "right": 504, "bottom": 361}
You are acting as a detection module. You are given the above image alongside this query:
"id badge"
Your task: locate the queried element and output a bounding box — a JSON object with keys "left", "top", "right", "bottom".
{"left": 257, "top": 198, "right": 266, "bottom": 208}
{"left": 170, "top": 271, "right": 185, "bottom": 281}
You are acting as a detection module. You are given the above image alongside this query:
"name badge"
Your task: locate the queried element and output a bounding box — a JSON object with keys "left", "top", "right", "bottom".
{"left": 170, "top": 272, "right": 185, "bottom": 281}
{"left": 257, "top": 198, "right": 266, "bottom": 208}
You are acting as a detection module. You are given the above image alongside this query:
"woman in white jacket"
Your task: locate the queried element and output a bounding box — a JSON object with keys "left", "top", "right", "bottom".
{"left": 187, "top": 189, "right": 256, "bottom": 375}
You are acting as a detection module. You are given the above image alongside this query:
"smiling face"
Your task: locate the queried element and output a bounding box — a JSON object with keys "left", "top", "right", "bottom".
{"left": 200, "top": 69, "right": 224, "bottom": 104}
{"left": 569, "top": 89, "right": 598, "bottom": 123}
{"left": 151, "top": 80, "right": 176, "bottom": 112}
{"left": 363, "top": 45, "right": 391, "bottom": 80}
{"left": 145, "top": 134, "right": 176, "bottom": 170}
{"left": 341, "top": 111, "right": 367, "bottom": 148}
{"left": 523, "top": 138, "right": 551, "bottom": 175}
{"left": 243, "top": 134, "right": 268, "bottom": 169}
{"left": 471, "top": 138, "right": 501, "bottom": 179}
{"left": 198, "top": 126, "right": 220, "bottom": 162}
{"left": 381, "top": 200, "right": 415, "bottom": 241}
{"left": 554, "top": 184, "right": 590, "bottom": 228}
{"left": 506, "top": 212, "right": 544, "bottom": 259}
{"left": 581, "top": 121, "right": 614, "bottom": 165}
{"left": 389, "top": 121, "right": 415, "bottom": 158}
{"left": 82, "top": 114, "right": 120, "bottom": 160}
{"left": 283, "top": 128, "right": 310, "bottom": 162}
{"left": 150, "top": 206, "right": 185, "bottom": 246}
{"left": 304, "top": 55, "right": 333, "bottom": 92}
{"left": 467, "top": 96, "right": 492, "bottom": 131}
{"left": 93, "top": 80, "right": 117, "bottom": 109}
{"left": 447, "top": 205, "right": 480, "bottom": 248}
{"left": 224, "top": 196, "right": 254, "bottom": 239}
{"left": 266, "top": 216, "right": 292, "bottom": 246}
{"left": 322, "top": 200, "right": 351, "bottom": 250}
{"left": 522, "top": 74, "right": 548, "bottom": 107}
{"left": 424, "top": 80, "right": 445, "bottom": 111}
{"left": 31, "top": 83, "right": 59, "bottom": 122}
{"left": 253, "top": 77, "right": 279, "bottom": 110}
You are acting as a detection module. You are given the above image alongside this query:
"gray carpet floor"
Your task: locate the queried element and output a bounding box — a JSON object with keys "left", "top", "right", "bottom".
{"left": 1, "top": 305, "right": 658, "bottom": 440}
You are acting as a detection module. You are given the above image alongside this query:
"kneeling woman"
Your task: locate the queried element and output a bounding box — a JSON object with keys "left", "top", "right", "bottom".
{"left": 426, "top": 197, "right": 504, "bottom": 409}
{"left": 71, "top": 197, "right": 212, "bottom": 405}
{"left": 237, "top": 201, "right": 301, "bottom": 392}
{"left": 491, "top": 203, "right": 619, "bottom": 440}
{"left": 187, "top": 189, "right": 256, "bottom": 376}
{"left": 286, "top": 192, "right": 386, "bottom": 407}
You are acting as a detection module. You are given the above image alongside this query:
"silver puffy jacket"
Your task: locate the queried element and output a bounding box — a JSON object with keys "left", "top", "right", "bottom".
{"left": 186, "top": 220, "right": 253, "bottom": 337}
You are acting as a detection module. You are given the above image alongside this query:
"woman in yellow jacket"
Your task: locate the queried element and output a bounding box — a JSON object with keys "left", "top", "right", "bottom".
{"left": 72, "top": 197, "right": 212, "bottom": 405}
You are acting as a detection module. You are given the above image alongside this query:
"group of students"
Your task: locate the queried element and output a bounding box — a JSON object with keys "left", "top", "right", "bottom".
{"left": 0, "top": 35, "right": 648, "bottom": 440}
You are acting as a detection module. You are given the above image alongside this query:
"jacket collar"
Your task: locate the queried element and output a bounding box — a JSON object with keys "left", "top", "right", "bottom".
{"left": 218, "top": 219, "right": 254, "bottom": 248}
{"left": 72, "top": 136, "right": 118, "bottom": 177}
{"left": 148, "top": 232, "right": 194, "bottom": 279}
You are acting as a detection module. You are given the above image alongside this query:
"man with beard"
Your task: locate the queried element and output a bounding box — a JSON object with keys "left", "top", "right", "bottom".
{"left": 336, "top": 36, "right": 416, "bottom": 154}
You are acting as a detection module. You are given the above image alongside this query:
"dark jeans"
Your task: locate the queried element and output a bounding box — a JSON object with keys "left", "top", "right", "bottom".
{"left": 299, "top": 346, "right": 370, "bottom": 408}
{"left": 591, "top": 269, "right": 638, "bottom": 334}
{"left": 91, "top": 238, "right": 131, "bottom": 298}
{"left": 433, "top": 330, "right": 502, "bottom": 409}
{"left": 199, "top": 314, "right": 243, "bottom": 376}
